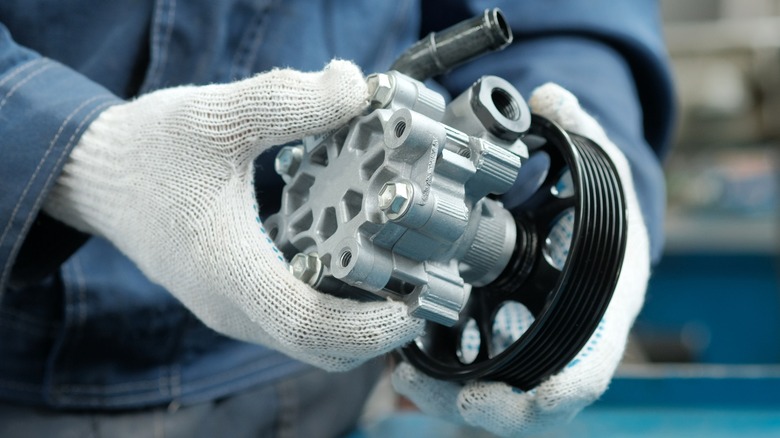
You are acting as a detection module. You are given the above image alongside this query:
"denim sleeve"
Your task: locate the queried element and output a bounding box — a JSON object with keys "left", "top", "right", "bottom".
{"left": 0, "top": 24, "right": 121, "bottom": 290}
{"left": 425, "top": 0, "right": 675, "bottom": 263}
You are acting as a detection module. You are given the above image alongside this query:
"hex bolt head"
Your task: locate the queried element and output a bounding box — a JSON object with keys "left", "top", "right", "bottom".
{"left": 378, "top": 181, "right": 413, "bottom": 220}
{"left": 274, "top": 145, "right": 304, "bottom": 177}
{"left": 289, "top": 252, "right": 323, "bottom": 286}
{"left": 366, "top": 73, "right": 395, "bottom": 109}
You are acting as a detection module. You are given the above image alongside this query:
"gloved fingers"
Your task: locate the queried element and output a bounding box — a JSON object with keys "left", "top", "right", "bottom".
{"left": 457, "top": 380, "right": 587, "bottom": 437}
{"left": 528, "top": 83, "right": 632, "bottom": 183}
{"left": 454, "top": 317, "right": 625, "bottom": 436}
{"left": 181, "top": 59, "right": 369, "bottom": 161}
{"left": 158, "top": 175, "right": 425, "bottom": 371}
{"left": 522, "top": 82, "right": 649, "bottom": 429}
{"left": 262, "top": 274, "right": 426, "bottom": 370}
{"left": 391, "top": 362, "right": 464, "bottom": 423}
{"left": 528, "top": 83, "right": 610, "bottom": 147}
{"left": 457, "top": 342, "right": 619, "bottom": 437}
{"left": 390, "top": 365, "right": 595, "bottom": 438}
{"left": 528, "top": 82, "right": 649, "bottom": 315}
{"left": 170, "top": 282, "right": 372, "bottom": 371}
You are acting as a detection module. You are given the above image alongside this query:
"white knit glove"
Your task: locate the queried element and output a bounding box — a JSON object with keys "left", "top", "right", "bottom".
{"left": 43, "top": 60, "right": 425, "bottom": 372}
{"left": 392, "top": 83, "right": 651, "bottom": 437}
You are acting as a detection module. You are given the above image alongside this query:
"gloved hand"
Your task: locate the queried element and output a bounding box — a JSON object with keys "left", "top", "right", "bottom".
{"left": 43, "top": 60, "right": 425, "bottom": 372}
{"left": 392, "top": 83, "right": 650, "bottom": 437}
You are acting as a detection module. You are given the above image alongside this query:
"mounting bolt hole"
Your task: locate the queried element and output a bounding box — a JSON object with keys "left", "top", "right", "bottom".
{"left": 491, "top": 88, "right": 521, "bottom": 121}
{"left": 394, "top": 120, "right": 407, "bottom": 138}
{"left": 340, "top": 250, "right": 353, "bottom": 268}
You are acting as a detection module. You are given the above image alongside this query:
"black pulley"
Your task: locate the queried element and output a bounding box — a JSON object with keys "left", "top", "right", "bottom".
{"left": 401, "top": 115, "right": 628, "bottom": 390}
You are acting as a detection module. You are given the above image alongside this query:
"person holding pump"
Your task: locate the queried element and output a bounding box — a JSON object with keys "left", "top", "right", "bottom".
{"left": 0, "top": 1, "right": 673, "bottom": 436}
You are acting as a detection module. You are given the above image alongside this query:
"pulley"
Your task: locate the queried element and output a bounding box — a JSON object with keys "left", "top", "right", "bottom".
{"left": 401, "top": 116, "right": 627, "bottom": 389}
{"left": 265, "top": 8, "right": 627, "bottom": 390}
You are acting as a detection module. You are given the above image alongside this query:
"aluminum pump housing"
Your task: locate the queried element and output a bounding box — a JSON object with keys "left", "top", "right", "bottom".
{"left": 265, "top": 72, "right": 531, "bottom": 326}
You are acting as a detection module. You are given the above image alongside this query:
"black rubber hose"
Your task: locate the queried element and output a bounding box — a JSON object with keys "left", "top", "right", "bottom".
{"left": 390, "top": 8, "right": 512, "bottom": 81}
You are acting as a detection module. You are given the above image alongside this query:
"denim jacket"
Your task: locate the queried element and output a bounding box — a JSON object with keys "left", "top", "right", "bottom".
{"left": 0, "top": 0, "right": 674, "bottom": 409}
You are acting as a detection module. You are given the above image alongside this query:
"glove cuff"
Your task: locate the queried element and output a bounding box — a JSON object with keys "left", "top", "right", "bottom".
{"left": 43, "top": 104, "right": 129, "bottom": 237}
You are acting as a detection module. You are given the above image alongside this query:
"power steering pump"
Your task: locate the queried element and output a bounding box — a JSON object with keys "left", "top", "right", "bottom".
{"left": 265, "top": 9, "right": 627, "bottom": 390}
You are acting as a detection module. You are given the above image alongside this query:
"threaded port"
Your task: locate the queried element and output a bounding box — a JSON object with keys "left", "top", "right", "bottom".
{"left": 394, "top": 120, "right": 407, "bottom": 138}
{"left": 340, "top": 250, "right": 353, "bottom": 267}
{"left": 491, "top": 88, "right": 521, "bottom": 121}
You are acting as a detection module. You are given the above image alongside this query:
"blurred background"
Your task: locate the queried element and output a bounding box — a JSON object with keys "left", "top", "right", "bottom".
{"left": 357, "top": 1, "right": 780, "bottom": 436}
{"left": 623, "top": 0, "right": 780, "bottom": 381}
{"left": 562, "top": 0, "right": 780, "bottom": 435}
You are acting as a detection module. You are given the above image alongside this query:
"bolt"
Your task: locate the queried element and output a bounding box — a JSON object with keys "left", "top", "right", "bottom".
{"left": 366, "top": 73, "right": 395, "bottom": 109}
{"left": 378, "top": 181, "right": 413, "bottom": 220}
{"left": 274, "top": 145, "right": 304, "bottom": 177}
{"left": 289, "top": 252, "right": 323, "bottom": 286}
